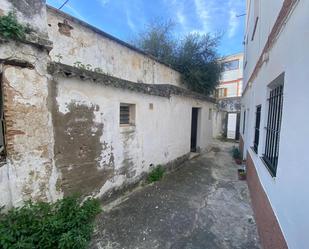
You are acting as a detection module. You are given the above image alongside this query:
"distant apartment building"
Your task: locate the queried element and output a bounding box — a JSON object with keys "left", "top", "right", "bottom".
{"left": 214, "top": 53, "right": 243, "bottom": 140}
{"left": 241, "top": 1, "right": 309, "bottom": 249}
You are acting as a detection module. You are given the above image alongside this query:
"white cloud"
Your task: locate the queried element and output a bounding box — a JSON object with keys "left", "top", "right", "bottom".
{"left": 194, "top": 0, "right": 211, "bottom": 33}
{"left": 99, "top": 0, "right": 110, "bottom": 7}
{"left": 177, "top": 9, "right": 186, "bottom": 25}
{"left": 166, "top": 0, "right": 187, "bottom": 31}
{"left": 126, "top": 10, "right": 136, "bottom": 32}
{"left": 227, "top": 9, "right": 239, "bottom": 38}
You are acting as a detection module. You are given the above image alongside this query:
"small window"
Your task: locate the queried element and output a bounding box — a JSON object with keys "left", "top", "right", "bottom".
{"left": 120, "top": 103, "right": 135, "bottom": 126}
{"left": 253, "top": 105, "right": 261, "bottom": 153}
{"left": 222, "top": 60, "right": 239, "bottom": 71}
{"left": 263, "top": 82, "right": 284, "bottom": 176}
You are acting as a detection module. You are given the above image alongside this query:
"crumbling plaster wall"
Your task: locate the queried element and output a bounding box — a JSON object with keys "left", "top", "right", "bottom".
{"left": 0, "top": 0, "right": 49, "bottom": 38}
{"left": 46, "top": 8, "right": 182, "bottom": 87}
{"left": 0, "top": 42, "right": 62, "bottom": 208}
{"left": 52, "top": 75, "right": 214, "bottom": 199}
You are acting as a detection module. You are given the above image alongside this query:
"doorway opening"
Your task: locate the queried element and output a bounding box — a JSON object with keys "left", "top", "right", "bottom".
{"left": 190, "top": 107, "right": 200, "bottom": 152}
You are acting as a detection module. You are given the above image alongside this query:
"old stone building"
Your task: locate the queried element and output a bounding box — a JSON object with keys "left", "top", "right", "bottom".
{"left": 0, "top": 0, "right": 216, "bottom": 208}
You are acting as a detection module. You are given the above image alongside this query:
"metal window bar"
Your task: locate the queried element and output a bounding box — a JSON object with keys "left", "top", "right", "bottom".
{"left": 243, "top": 110, "right": 246, "bottom": 134}
{"left": 120, "top": 105, "right": 130, "bottom": 125}
{"left": 263, "top": 85, "right": 283, "bottom": 176}
{"left": 253, "top": 105, "right": 261, "bottom": 153}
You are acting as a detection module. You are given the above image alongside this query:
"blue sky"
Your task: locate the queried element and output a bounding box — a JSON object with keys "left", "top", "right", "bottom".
{"left": 47, "top": 0, "right": 245, "bottom": 56}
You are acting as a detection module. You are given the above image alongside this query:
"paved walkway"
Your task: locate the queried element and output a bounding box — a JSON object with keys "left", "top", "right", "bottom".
{"left": 90, "top": 141, "right": 261, "bottom": 249}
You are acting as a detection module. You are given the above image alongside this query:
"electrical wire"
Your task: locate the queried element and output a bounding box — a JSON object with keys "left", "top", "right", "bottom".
{"left": 59, "top": 0, "right": 69, "bottom": 10}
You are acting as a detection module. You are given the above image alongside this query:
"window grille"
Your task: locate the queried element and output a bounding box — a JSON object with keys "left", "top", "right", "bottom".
{"left": 253, "top": 105, "right": 261, "bottom": 153}
{"left": 243, "top": 110, "right": 246, "bottom": 134}
{"left": 120, "top": 103, "right": 135, "bottom": 126}
{"left": 263, "top": 85, "right": 284, "bottom": 176}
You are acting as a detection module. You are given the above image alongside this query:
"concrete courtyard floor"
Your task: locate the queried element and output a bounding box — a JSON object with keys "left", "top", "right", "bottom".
{"left": 90, "top": 141, "right": 261, "bottom": 249}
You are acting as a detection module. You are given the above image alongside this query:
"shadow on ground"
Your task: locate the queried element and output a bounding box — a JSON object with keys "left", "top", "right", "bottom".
{"left": 90, "top": 141, "right": 261, "bottom": 249}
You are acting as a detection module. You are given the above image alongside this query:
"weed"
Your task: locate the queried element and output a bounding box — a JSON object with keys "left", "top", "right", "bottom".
{"left": 147, "top": 165, "right": 165, "bottom": 183}
{"left": 0, "top": 12, "right": 26, "bottom": 40}
{"left": 0, "top": 196, "right": 101, "bottom": 249}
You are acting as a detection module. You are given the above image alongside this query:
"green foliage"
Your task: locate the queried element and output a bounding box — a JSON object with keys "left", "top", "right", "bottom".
{"left": 134, "top": 20, "right": 176, "bottom": 65}
{"left": 147, "top": 165, "right": 165, "bottom": 183}
{"left": 134, "top": 21, "right": 222, "bottom": 95}
{"left": 0, "top": 12, "right": 26, "bottom": 40}
{"left": 176, "top": 33, "right": 222, "bottom": 95}
{"left": 0, "top": 196, "right": 101, "bottom": 249}
{"left": 232, "top": 147, "right": 241, "bottom": 159}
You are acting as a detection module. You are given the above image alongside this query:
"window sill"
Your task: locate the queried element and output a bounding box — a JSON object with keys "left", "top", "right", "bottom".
{"left": 260, "top": 156, "right": 277, "bottom": 178}
{"left": 248, "top": 148, "right": 277, "bottom": 180}
{"left": 120, "top": 125, "right": 136, "bottom": 133}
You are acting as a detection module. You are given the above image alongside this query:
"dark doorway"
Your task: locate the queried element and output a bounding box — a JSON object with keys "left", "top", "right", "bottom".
{"left": 236, "top": 113, "right": 241, "bottom": 140}
{"left": 190, "top": 108, "right": 199, "bottom": 152}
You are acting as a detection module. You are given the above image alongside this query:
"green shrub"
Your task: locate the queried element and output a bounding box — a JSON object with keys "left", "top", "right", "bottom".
{"left": 147, "top": 165, "right": 165, "bottom": 183}
{"left": 232, "top": 147, "right": 241, "bottom": 159}
{"left": 0, "top": 196, "right": 101, "bottom": 249}
{"left": 0, "top": 11, "right": 26, "bottom": 40}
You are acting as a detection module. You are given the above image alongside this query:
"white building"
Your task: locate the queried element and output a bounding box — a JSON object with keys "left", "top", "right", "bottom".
{"left": 215, "top": 53, "right": 243, "bottom": 140}
{"left": 241, "top": 1, "right": 309, "bottom": 249}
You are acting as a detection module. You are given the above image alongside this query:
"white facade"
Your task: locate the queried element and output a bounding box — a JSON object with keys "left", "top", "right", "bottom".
{"left": 53, "top": 76, "right": 214, "bottom": 198}
{"left": 241, "top": 1, "right": 309, "bottom": 249}
{"left": 217, "top": 53, "right": 243, "bottom": 98}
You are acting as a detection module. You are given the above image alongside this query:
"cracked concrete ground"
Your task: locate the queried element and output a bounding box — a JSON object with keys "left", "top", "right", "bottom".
{"left": 90, "top": 141, "right": 261, "bottom": 249}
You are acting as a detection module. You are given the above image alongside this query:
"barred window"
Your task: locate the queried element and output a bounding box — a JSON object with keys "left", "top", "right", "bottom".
{"left": 243, "top": 110, "right": 246, "bottom": 134}
{"left": 263, "top": 84, "right": 284, "bottom": 176}
{"left": 253, "top": 105, "right": 261, "bottom": 153}
{"left": 120, "top": 103, "right": 135, "bottom": 126}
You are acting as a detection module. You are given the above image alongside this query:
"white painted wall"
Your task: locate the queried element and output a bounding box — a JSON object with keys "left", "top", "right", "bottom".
{"left": 55, "top": 76, "right": 215, "bottom": 198}
{"left": 46, "top": 7, "right": 182, "bottom": 87}
{"left": 243, "top": 0, "right": 284, "bottom": 90}
{"left": 242, "top": 1, "right": 309, "bottom": 248}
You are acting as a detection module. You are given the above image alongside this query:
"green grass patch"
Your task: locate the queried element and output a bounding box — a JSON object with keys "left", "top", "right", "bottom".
{"left": 147, "top": 165, "right": 165, "bottom": 183}
{"left": 0, "top": 196, "right": 101, "bottom": 249}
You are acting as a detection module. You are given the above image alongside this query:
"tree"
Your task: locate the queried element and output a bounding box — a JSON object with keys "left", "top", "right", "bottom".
{"left": 134, "top": 20, "right": 176, "bottom": 65}
{"left": 133, "top": 22, "right": 222, "bottom": 95}
{"left": 175, "top": 33, "right": 222, "bottom": 95}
